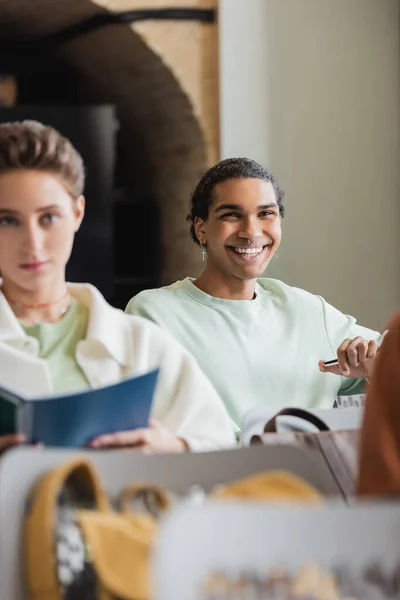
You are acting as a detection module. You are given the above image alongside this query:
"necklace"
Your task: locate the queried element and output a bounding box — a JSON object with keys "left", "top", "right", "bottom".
{"left": 4, "top": 290, "right": 72, "bottom": 323}
{"left": 5, "top": 289, "right": 70, "bottom": 310}
{"left": 4, "top": 290, "right": 70, "bottom": 311}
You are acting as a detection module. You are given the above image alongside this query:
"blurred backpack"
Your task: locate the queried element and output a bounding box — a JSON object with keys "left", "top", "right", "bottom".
{"left": 24, "top": 458, "right": 158, "bottom": 600}
{"left": 24, "top": 456, "right": 321, "bottom": 600}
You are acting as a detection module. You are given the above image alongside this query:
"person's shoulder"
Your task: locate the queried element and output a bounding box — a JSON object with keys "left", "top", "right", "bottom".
{"left": 68, "top": 280, "right": 190, "bottom": 354}
{"left": 126, "top": 279, "right": 191, "bottom": 313}
{"left": 123, "top": 306, "right": 196, "bottom": 360}
{"left": 257, "top": 278, "right": 323, "bottom": 306}
{"left": 68, "top": 282, "right": 121, "bottom": 314}
{"left": 133, "top": 280, "right": 184, "bottom": 301}
{"left": 123, "top": 309, "right": 170, "bottom": 337}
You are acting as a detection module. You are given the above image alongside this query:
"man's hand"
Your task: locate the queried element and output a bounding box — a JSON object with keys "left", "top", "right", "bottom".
{"left": 89, "top": 420, "right": 188, "bottom": 454}
{"left": 319, "top": 336, "right": 380, "bottom": 379}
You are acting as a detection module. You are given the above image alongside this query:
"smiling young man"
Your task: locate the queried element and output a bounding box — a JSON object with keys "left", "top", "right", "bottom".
{"left": 126, "top": 158, "right": 382, "bottom": 429}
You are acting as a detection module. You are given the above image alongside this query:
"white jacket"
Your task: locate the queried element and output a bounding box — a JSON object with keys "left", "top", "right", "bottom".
{"left": 0, "top": 283, "right": 236, "bottom": 451}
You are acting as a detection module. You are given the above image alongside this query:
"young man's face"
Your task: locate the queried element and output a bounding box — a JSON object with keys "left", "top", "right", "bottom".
{"left": 195, "top": 178, "right": 282, "bottom": 281}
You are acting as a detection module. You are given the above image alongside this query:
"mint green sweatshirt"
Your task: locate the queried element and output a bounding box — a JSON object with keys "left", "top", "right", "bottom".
{"left": 21, "top": 299, "right": 90, "bottom": 393}
{"left": 126, "top": 278, "right": 380, "bottom": 428}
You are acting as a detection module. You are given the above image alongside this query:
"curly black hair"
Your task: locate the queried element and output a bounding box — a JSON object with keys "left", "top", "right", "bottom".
{"left": 187, "top": 157, "right": 284, "bottom": 244}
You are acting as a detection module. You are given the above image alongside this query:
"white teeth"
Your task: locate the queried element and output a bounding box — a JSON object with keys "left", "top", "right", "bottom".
{"left": 234, "top": 247, "right": 263, "bottom": 255}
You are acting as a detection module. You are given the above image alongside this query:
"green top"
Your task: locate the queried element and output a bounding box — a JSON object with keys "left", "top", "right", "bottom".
{"left": 21, "top": 299, "right": 90, "bottom": 393}
{"left": 126, "top": 277, "right": 380, "bottom": 427}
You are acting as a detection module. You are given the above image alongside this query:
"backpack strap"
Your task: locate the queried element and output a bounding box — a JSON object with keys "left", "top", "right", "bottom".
{"left": 120, "top": 483, "right": 170, "bottom": 517}
{"left": 24, "top": 458, "right": 111, "bottom": 600}
{"left": 263, "top": 408, "right": 331, "bottom": 434}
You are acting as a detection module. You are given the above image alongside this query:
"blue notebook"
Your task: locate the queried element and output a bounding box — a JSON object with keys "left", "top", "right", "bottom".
{"left": 0, "top": 369, "right": 159, "bottom": 447}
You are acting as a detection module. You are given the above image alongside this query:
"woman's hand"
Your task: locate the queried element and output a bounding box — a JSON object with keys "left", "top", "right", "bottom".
{"left": 319, "top": 336, "right": 379, "bottom": 379}
{"left": 89, "top": 420, "right": 188, "bottom": 454}
{"left": 0, "top": 433, "right": 26, "bottom": 455}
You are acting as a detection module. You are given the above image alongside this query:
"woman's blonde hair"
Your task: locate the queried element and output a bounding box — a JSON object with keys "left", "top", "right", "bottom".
{"left": 0, "top": 120, "right": 85, "bottom": 198}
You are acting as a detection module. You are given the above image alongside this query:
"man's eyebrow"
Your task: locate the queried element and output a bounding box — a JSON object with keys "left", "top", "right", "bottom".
{"left": 214, "top": 202, "right": 278, "bottom": 213}
{"left": 214, "top": 204, "right": 243, "bottom": 213}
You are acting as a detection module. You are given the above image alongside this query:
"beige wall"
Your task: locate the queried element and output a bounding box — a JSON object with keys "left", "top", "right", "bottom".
{"left": 93, "top": 0, "right": 219, "bottom": 164}
{"left": 220, "top": 0, "right": 400, "bottom": 331}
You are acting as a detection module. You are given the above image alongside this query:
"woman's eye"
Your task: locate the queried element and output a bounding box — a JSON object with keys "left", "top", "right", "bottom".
{"left": 0, "top": 216, "right": 17, "bottom": 227}
{"left": 41, "top": 213, "right": 60, "bottom": 224}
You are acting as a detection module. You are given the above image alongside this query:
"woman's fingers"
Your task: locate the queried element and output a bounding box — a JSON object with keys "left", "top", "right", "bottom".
{"left": 0, "top": 433, "right": 26, "bottom": 454}
{"left": 89, "top": 429, "right": 149, "bottom": 448}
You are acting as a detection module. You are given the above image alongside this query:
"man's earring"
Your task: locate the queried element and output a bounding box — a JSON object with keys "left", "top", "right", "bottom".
{"left": 200, "top": 243, "right": 207, "bottom": 261}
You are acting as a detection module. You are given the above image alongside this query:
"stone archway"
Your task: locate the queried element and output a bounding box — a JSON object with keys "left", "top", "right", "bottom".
{"left": 0, "top": 0, "right": 208, "bottom": 285}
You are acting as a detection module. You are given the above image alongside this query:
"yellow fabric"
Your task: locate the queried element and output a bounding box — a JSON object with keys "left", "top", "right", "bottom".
{"left": 24, "top": 459, "right": 320, "bottom": 600}
{"left": 77, "top": 510, "right": 154, "bottom": 600}
{"left": 211, "top": 470, "right": 321, "bottom": 503}
{"left": 24, "top": 459, "right": 111, "bottom": 600}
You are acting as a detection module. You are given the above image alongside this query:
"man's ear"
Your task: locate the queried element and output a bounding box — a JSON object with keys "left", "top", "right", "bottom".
{"left": 194, "top": 217, "right": 207, "bottom": 245}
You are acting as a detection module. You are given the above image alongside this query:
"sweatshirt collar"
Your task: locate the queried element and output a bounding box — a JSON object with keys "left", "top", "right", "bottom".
{"left": 180, "top": 277, "right": 265, "bottom": 311}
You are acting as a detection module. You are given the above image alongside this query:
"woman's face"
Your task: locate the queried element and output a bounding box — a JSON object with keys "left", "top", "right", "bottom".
{"left": 195, "top": 178, "right": 282, "bottom": 281}
{"left": 0, "top": 170, "right": 84, "bottom": 291}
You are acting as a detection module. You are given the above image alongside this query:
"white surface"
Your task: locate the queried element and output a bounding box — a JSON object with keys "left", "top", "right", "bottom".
{"left": 154, "top": 502, "right": 400, "bottom": 600}
{"left": 219, "top": 0, "right": 400, "bottom": 330}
